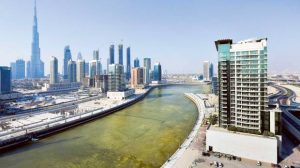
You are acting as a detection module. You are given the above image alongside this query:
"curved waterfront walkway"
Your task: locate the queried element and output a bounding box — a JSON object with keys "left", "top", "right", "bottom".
{"left": 161, "top": 93, "right": 206, "bottom": 168}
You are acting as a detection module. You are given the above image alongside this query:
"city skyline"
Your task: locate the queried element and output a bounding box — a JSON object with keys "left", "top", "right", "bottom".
{"left": 1, "top": 0, "right": 299, "bottom": 74}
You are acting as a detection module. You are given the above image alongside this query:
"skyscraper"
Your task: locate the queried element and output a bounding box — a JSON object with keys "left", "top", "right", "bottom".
{"left": 93, "top": 50, "right": 99, "bottom": 60}
{"left": 30, "top": 0, "right": 44, "bottom": 78}
{"left": 215, "top": 38, "right": 268, "bottom": 133}
{"left": 67, "top": 60, "right": 77, "bottom": 83}
{"left": 203, "top": 61, "right": 209, "bottom": 81}
{"left": 50, "top": 56, "right": 58, "bottom": 84}
{"left": 26, "top": 61, "right": 31, "bottom": 78}
{"left": 143, "top": 58, "right": 151, "bottom": 70}
{"left": 109, "top": 45, "right": 115, "bottom": 64}
{"left": 63, "top": 46, "right": 72, "bottom": 80}
{"left": 85, "top": 62, "right": 89, "bottom": 77}
{"left": 10, "top": 62, "right": 16, "bottom": 80}
{"left": 118, "top": 44, "right": 123, "bottom": 65}
{"left": 77, "top": 59, "right": 85, "bottom": 83}
{"left": 153, "top": 62, "right": 162, "bottom": 82}
{"left": 126, "top": 47, "right": 131, "bottom": 80}
{"left": 0, "top": 66, "right": 11, "bottom": 94}
{"left": 108, "top": 64, "right": 125, "bottom": 91}
{"left": 131, "top": 67, "right": 144, "bottom": 88}
{"left": 143, "top": 58, "right": 151, "bottom": 84}
{"left": 106, "top": 58, "right": 110, "bottom": 75}
{"left": 89, "top": 60, "right": 102, "bottom": 78}
{"left": 15, "top": 59, "right": 25, "bottom": 79}
{"left": 209, "top": 63, "right": 214, "bottom": 80}
{"left": 134, "top": 58, "right": 140, "bottom": 67}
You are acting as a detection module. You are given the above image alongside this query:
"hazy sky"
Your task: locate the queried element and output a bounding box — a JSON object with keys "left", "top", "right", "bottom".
{"left": 0, "top": 0, "right": 299, "bottom": 74}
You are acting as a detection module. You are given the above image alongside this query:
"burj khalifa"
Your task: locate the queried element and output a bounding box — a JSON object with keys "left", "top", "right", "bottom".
{"left": 28, "top": 0, "right": 44, "bottom": 78}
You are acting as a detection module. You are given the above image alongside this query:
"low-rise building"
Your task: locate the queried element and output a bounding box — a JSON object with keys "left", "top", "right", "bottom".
{"left": 206, "top": 126, "right": 280, "bottom": 164}
{"left": 107, "top": 89, "right": 135, "bottom": 100}
{"left": 42, "top": 82, "right": 81, "bottom": 92}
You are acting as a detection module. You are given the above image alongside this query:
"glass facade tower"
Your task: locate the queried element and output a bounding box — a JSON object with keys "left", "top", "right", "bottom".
{"left": 109, "top": 45, "right": 115, "bottom": 64}
{"left": 63, "top": 45, "right": 72, "bottom": 80}
{"left": 118, "top": 44, "right": 123, "bottom": 65}
{"left": 29, "top": 0, "right": 44, "bottom": 78}
{"left": 50, "top": 56, "right": 58, "bottom": 84}
{"left": 215, "top": 38, "right": 268, "bottom": 133}
{"left": 0, "top": 66, "right": 11, "bottom": 94}
{"left": 126, "top": 47, "right": 131, "bottom": 80}
{"left": 153, "top": 62, "right": 162, "bottom": 82}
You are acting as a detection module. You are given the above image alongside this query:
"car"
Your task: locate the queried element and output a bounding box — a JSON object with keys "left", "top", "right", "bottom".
{"left": 202, "top": 151, "right": 210, "bottom": 156}
{"left": 257, "top": 161, "right": 262, "bottom": 166}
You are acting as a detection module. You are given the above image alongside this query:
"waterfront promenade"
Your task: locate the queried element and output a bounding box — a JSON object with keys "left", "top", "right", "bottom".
{"left": 161, "top": 93, "right": 206, "bottom": 168}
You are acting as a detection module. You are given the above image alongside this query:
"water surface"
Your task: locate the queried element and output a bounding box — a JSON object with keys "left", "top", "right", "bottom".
{"left": 0, "top": 85, "right": 209, "bottom": 168}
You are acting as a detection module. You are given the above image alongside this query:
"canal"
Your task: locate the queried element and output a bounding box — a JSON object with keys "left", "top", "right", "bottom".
{"left": 0, "top": 85, "right": 209, "bottom": 168}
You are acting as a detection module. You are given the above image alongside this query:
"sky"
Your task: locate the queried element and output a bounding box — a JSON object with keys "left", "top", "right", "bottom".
{"left": 0, "top": 0, "right": 299, "bottom": 75}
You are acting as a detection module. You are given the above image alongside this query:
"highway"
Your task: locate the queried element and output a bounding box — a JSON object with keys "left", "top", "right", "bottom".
{"left": 270, "top": 84, "right": 300, "bottom": 142}
{"left": 0, "top": 95, "right": 103, "bottom": 122}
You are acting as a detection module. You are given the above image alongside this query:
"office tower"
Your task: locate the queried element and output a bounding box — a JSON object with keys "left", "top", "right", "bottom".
{"left": 203, "top": 61, "right": 210, "bottom": 81}
{"left": 153, "top": 62, "right": 162, "bottom": 82}
{"left": 126, "top": 47, "right": 131, "bottom": 80}
{"left": 76, "top": 59, "right": 85, "bottom": 83}
{"left": 131, "top": 67, "right": 144, "bottom": 88}
{"left": 95, "top": 75, "right": 109, "bottom": 93}
{"left": 67, "top": 60, "right": 77, "bottom": 83}
{"left": 215, "top": 38, "right": 268, "bottom": 133}
{"left": 108, "top": 64, "right": 125, "bottom": 91}
{"left": 143, "top": 67, "right": 150, "bottom": 84}
{"left": 109, "top": 45, "right": 115, "bottom": 64}
{"left": 134, "top": 58, "right": 140, "bottom": 67}
{"left": 0, "top": 66, "right": 11, "bottom": 94}
{"left": 26, "top": 61, "right": 31, "bottom": 78}
{"left": 63, "top": 45, "right": 72, "bottom": 79}
{"left": 15, "top": 59, "right": 25, "bottom": 79}
{"left": 143, "top": 58, "right": 151, "bottom": 84}
{"left": 118, "top": 44, "right": 123, "bottom": 65}
{"left": 209, "top": 63, "right": 214, "bottom": 80}
{"left": 143, "top": 58, "right": 151, "bottom": 70}
{"left": 149, "top": 70, "right": 154, "bottom": 81}
{"left": 77, "top": 52, "right": 82, "bottom": 60}
{"left": 89, "top": 60, "right": 102, "bottom": 78}
{"left": 50, "top": 56, "right": 58, "bottom": 84}
{"left": 85, "top": 62, "right": 89, "bottom": 76}
{"left": 93, "top": 50, "right": 99, "bottom": 60}
{"left": 10, "top": 63, "right": 16, "bottom": 80}
{"left": 30, "top": 1, "right": 44, "bottom": 78}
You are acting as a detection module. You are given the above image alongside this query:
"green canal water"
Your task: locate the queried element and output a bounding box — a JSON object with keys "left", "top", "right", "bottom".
{"left": 0, "top": 85, "right": 209, "bottom": 168}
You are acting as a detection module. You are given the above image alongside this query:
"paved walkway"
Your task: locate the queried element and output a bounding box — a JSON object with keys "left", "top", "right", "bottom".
{"left": 172, "top": 125, "right": 207, "bottom": 168}
{"left": 161, "top": 93, "right": 206, "bottom": 168}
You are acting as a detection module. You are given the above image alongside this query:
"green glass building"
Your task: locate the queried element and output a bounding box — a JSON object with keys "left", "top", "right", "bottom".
{"left": 215, "top": 38, "right": 268, "bottom": 133}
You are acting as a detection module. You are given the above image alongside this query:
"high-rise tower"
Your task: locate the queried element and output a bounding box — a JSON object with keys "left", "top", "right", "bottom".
{"left": 203, "top": 61, "right": 210, "bottom": 81}
{"left": 126, "top": 47, "right": 131, "bottom": 80}
{"left": 118, "top": 44, "right": 123, "bottom": 65}
{"left": 215, "top": 38, "right": 268, "bottom": 133}
{"left": 50, "top": 56, "right": 58, "bottom": 84}
{"left": 134, "top": 58, "right": 140, "bottom": 68}
{"left": 63, "top": 45, "right": 72, "bottom": 80}
{"left": 109, "top": 45, "right": 115, "bottom": 64}
{"left": 30, "top": 0, "right": 44, "bottom": 78}
{"left": 143, "top": 58, "right": 151, "bottom": 84}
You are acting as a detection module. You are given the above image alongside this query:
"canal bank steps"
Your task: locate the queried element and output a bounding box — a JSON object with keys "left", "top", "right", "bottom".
{"left": 0, "top": 87, "right": 155, "bottom": 150}
{"left": 161, "top": 93, "right": 206, "bottom": 168}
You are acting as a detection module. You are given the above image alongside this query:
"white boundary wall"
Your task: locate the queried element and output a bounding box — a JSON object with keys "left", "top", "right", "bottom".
{"left": 206, "top": 128, "right": 279, "bottom": 163}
